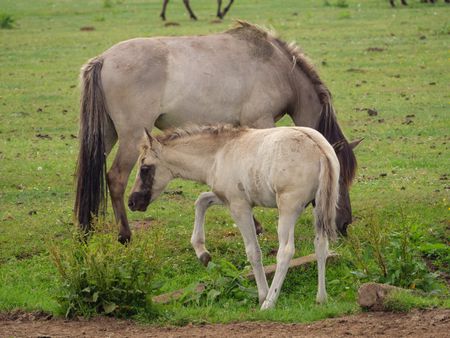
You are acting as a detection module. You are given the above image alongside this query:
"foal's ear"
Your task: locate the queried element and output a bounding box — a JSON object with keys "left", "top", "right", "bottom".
{"left": 143, "top": 128, "right": 162, "bottom": 154}
{"left": 349, "top": 138, "right": 364, "bottom": 150}
{"left": 144, "top": 128, "right": 154, "bottom": 146}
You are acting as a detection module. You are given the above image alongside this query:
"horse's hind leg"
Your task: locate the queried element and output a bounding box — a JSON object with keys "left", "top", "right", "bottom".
{"left": 182, "top": 0, "right": 197, "bottom": 20}
{"left": 261, "top": 196, "right": 304, "bottom": 310}
{"left": 107, "top": 139, "right": 141, "bottom": 243}
{"left": 221, "top": 0, "right": 234, "bottom": 18}
{"left": 216, "top": 0, "right": 223, "bottom": 18}
{"left": 160, "top": 0, "right": 169, "bottom": 20}
{"left": 192, "top": 192, "right": 223, "bottom": 266}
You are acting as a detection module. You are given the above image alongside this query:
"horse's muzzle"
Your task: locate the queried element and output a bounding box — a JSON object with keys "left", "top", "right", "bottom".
{"left": 128, "top": 192, "right": 151, "bottom": 212}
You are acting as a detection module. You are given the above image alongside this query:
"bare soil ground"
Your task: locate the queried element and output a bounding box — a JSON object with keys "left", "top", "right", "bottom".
{"left": 1, "top": 308, "right": 449, "bottom": 338}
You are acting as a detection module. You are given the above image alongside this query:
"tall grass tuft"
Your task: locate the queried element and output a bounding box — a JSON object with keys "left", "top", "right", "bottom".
{"left": 0, "top": 13, "right": 15, "bottom": 29}
{"left": 344, "top": 213, "right": 443, "bottom": 293}
{"left": 50, "top": 223, "right": 162, "bottom": 319}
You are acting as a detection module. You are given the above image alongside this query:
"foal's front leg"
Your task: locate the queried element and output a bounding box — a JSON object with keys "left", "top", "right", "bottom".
{"left": 192, "top": 192, "right": 223, "bottom": 266}
{"left": 229, "top": 201, "right": 269, "bottom": 305}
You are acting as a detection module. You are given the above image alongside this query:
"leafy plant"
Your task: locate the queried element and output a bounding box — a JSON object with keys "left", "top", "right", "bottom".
{"left": 345, "top": 216, "right": 441, "bottom": 293}
{"left": 50, "top": 225, "right": 162, "bottom": 318}
{"left": 103, "top": 0, "right": 113, "bottom": 8}
{"left": 336, "top": 0, "right": 349, "bottom": 8}
{"left": 180, "top": 259, "right": 257, "bottom": 306}
{"left": 0, "top": 13, "right": 15, "bottom": 29}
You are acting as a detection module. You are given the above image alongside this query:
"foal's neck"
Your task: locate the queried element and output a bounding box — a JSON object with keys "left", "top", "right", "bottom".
{"left": 162, "top": 136, "right": 223, "bottom": 184}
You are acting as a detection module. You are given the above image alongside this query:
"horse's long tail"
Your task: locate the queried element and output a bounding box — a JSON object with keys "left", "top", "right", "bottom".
{"left": 74, "top": 56, "right": 108, "bottom": 232}
{"left": 314, "top": 149, "right": 339, "bottom": 241}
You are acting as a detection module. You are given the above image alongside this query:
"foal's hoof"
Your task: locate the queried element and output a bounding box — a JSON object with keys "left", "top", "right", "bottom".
{"left": 260, "top": 299, "right": 275, "bottom": 310}
{"left": 199, "top": 252, "right": 212, "bottom": 267}
{"left": 316, "top": 294, "right": 328, "bottom": 305}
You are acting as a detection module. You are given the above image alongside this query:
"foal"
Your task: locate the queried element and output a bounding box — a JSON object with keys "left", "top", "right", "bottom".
{"left": 129, "top": 125, "right": 339, "bottom": 309}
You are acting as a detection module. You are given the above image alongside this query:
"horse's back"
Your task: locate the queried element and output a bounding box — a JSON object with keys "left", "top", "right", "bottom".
{"left": 97, "top": 28, "right": 293, "bottom": 130}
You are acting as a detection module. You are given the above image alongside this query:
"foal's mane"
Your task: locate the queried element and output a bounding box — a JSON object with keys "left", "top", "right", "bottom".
{"left": 156, "top": 124, "right": 247, "bottom": 144}
{"left": 227, "top": 21, "right": 357, "bottom": 186}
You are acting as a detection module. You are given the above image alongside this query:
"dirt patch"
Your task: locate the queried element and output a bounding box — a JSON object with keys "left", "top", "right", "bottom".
{"left": 1, "top": 309, "right": 449, "bottom": 337}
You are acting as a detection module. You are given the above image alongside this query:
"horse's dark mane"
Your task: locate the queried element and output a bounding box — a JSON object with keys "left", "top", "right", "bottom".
{"left": 156, "top": 124, "right": 247, "bottom": 144}
{"left": 228, "top": 21, "right": 357, "bottom": 186}
{"left": 229, "top": 21, "right": 332, "bottom": 105}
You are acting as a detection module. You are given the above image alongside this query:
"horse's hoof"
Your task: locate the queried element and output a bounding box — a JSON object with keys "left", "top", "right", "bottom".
{"left": 199, "top": 252, "right": 212, "bottom": 266}
{"left": 118, "top": 232, "right": 131, "bottom": 244}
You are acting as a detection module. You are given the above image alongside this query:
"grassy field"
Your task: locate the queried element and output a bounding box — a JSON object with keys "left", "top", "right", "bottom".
{"left": 0, "top": 0, "right": 449, "bottom": 323}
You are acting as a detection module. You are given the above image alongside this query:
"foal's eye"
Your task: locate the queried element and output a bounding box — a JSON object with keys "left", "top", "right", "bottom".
{"left": 140, "top": 165, "right": 151, "bottom": 175}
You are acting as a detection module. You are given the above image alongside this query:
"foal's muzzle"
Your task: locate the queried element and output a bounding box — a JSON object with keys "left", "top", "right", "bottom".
{"left": 128, "top": 191, "right": 151, "bottom": 212}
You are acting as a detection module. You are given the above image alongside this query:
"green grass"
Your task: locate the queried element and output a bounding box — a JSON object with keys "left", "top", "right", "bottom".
{"left": 0, "top": 0, "right": 449, "bottom": 324}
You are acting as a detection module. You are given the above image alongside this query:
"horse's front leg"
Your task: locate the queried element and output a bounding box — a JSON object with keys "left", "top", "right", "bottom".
{"left": 107, "top": 142, "right": 140, "bottom": 244}
{"left": 192, "top": 192, "right": 223, "bottom": 266}
{"left": 220, "top": 0, "right": 234, "bottom": 18}
{"left": 160, "top": 0, "right": 169, "bottom": 20}
{"left": 261, "top": 196, "right": 303, "bottom": 310}
{"left": 229, "top": 201, "right": 269, "bottom": 305}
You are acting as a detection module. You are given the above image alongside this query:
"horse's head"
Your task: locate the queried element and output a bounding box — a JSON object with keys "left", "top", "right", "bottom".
{"left": 128, "top": 129, "right": 172, "bottom": 212}
{"left": 334, "top": 138, "right": 363, "bottom": 236}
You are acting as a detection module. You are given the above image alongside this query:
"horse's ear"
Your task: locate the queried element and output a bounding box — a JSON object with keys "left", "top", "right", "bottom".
{"left": 349, "top": 138, "right": 364, "bottom": 150}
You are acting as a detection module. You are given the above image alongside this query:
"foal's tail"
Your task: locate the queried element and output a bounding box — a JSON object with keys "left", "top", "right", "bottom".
{"left": 314, "top": 150, "right": 340, "bottom": 241}
{"left": 74, "top": 56, "right": 109, "bottom": 233}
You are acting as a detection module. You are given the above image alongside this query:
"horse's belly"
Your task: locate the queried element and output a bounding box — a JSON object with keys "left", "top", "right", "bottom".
{"left": 155, "top": 108, "right": 240, "bottom": 130}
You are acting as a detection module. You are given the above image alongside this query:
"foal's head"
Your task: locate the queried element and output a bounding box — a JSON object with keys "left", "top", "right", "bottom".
{"left": 128, "top": 130, "right": 172, "bottom": 212}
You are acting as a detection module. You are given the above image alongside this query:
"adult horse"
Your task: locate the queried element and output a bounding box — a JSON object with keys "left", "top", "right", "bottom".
{"left": 160, "top": 0, "right": 235, "bottom": 21}
{"left": 74, "top": 21, "right": 358, "bottom": 243}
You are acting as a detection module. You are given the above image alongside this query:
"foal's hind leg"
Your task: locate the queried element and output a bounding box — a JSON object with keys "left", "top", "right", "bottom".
{"left": 192, "top": 192, "right": 223, "bottom": 266}
{"left": 315, "top": 233, "right": 329, "bottom": 304}
{"left": 261, "top": 196, "right": 304, "bottom": 310}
